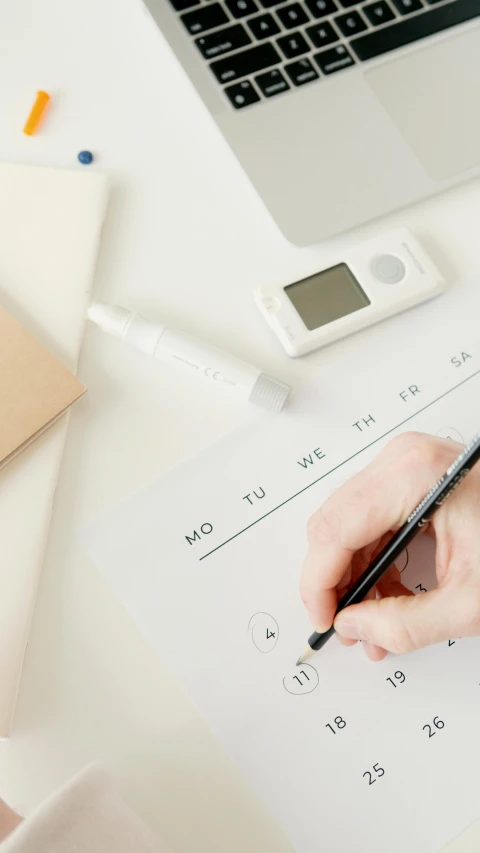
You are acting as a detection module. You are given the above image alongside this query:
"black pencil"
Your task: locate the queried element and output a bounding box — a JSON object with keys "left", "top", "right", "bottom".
{"left": 296, "top": 431, "right": 480, "bottom": 665}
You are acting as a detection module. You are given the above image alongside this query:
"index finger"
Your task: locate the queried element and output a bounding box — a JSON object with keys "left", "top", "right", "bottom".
{"left": 299, "top": 432, "right": 459, "bottom": 632}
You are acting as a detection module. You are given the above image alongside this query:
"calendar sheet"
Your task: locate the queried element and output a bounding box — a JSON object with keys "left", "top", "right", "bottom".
{"left": 82, "top": 276, "right": 480, "bottom": 853}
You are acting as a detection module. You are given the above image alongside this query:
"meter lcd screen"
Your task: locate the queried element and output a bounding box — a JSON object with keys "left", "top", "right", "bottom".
{"left": 285, "top": 264, "right": 371, "bottom": 331}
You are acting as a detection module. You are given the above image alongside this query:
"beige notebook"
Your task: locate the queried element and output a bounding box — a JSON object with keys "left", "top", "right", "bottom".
{"left": 0, "top": 161, "right": 109, "bottom": 737}
{"left": 0, "top": 307, "right": 86, "bottom": 469}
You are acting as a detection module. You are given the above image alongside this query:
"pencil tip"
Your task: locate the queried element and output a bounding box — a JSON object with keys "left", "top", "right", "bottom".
{"left": 296, "top": 645, "right": 313, "bottom": 666}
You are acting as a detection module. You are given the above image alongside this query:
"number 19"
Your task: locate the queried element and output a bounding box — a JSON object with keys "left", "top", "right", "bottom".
{"left": 386, "top": 670, "right": 405, "bottom": 687}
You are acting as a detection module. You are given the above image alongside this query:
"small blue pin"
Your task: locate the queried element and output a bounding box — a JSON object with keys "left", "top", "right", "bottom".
{"left": 78, "top": 150, "right": 94, "bottom": 165}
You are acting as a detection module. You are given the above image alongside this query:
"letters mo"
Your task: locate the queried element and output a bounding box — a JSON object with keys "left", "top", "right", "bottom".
{"left": 185, "top": 523, "right": 213, "bottom": 545}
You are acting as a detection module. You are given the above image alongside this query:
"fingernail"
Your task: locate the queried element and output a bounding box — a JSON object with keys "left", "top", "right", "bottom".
{"left": 334, "top": 620, "right": 362, "bottom": 641}
{"left": 315, "top": 623, "right": 331, "bottom": 635}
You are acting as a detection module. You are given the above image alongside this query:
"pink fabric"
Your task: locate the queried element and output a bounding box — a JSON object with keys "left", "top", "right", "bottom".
{"left": 1, "top": 766, "right": 170, "bottom": 853}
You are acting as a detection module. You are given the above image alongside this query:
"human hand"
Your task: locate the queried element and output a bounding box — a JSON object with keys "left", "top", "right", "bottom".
{"left": 0, "top": 797, "right": 22, "bottom": 842}
{"left": 300, "top": 432, "right": 480, "bottom": 661}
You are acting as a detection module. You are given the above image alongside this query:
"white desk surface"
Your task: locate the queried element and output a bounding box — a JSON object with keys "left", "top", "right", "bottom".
{"left": 1, "top": 1, "right": 480, "bottom": 851}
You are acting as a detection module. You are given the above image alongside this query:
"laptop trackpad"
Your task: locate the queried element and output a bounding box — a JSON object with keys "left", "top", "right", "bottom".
{"left": 365, "top": 28, "right": 480, "bottom": 181}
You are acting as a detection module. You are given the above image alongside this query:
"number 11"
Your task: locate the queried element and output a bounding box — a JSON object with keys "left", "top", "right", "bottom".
{"left": 294, "top": 670, "right": 310, "bottom": 685}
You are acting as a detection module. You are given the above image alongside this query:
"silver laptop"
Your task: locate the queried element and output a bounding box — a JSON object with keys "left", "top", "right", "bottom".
{"left": 143, "top": 0, "right": 480, "bottom": 245}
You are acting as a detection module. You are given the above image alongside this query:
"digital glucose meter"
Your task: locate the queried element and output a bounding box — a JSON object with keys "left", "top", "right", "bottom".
{"left": 254, "top": 228, "right": 446, "bottom": 357}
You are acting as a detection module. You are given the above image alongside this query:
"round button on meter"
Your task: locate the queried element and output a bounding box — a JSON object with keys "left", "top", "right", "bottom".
{"left": 370, "top": 254, "right": 406, "bottom": 284}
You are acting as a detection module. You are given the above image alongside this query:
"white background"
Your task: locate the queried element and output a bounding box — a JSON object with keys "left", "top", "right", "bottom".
{"left": 1, "top": 1, "right": 480, "bottom": 851}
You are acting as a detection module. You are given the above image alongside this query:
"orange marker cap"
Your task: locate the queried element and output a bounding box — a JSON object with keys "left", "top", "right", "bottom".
{"left": 23, "top": 90, "right": 50, "bottom": 136}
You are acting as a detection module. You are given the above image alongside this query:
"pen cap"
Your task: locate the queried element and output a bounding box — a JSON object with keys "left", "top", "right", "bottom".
{"left": 87, "top": 303, "right": 166, "bottom": 356}
{"left": 87, "top": 302, "right": 132, "bottom": 337}
{"left": 123, "top": 315, "right": 167, "bottom": 356}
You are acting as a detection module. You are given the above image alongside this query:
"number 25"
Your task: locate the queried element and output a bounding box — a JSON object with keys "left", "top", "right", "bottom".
{"left": 363, "top": 763, "right": 385, "bottom": 785}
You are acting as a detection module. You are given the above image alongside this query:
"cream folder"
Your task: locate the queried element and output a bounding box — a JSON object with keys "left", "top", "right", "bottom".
{"left": 0, "top": 162, "right": 108, "bottom": 737}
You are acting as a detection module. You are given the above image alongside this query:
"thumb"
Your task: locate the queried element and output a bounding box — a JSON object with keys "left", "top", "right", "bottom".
{"left": 334, "top": 588, "right": 464, "bottom": 654}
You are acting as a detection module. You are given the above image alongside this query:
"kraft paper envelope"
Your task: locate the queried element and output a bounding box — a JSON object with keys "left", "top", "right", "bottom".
{"left": 0, "top": 306, "right": 86, "bottom": 469}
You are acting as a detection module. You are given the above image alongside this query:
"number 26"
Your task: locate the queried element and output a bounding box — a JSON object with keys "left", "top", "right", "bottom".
{"left": 423, "top": 717, "right": 444, "bottom": 737}
{"left": 363, "top": 763, "right": 385, "bottom": 785}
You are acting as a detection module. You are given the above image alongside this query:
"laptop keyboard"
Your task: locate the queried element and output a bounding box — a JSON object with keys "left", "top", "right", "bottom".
{"left": 171, "top": 0, "right": 480, "bottom": 108}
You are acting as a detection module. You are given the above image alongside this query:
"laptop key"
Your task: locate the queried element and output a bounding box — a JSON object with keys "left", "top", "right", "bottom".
{"left": 277, "top": 3, "right": 310, "bottom": 28}
{"left": 277, "top": 31, "right": 311, "bottom": 57}
{"left": 285, "top": 57, "right": 320, "bottom": 85}
{"left": 306, "top": 20, "right": 339, "bottom": 47}
{"left": 363, "top": 0, "right": 395, "bottom": 25}
{"left": 335, "top": 10, "right": 368, "bottom": 34}
{"left": 248, "top": 13, "right": 281, "bottom": 38}
{"left": 314, "top": 43, "right": 355, "bottom": 73}
{"left": 255, "top": 68, "right": 290, "bottom": 96}
{"left": 350, "top": 0, "right": 480, "bottom": 61}
{"left": 226, "top": 0, "right": 259, "bottom": 17}
{"left": 259, "top": 0, "right": 288, "bottom": 8}
{"left": 305, "top": 0, "right": 338, "bottom": 18}
{"left": 181, "top": 3, "right": 229, "bottom": 34}
{"left": 337, "top": 0, "right": 360, "bottom": 7}
{"left": 211, "top": 42, "right": 281, "bottom": 82}
{"left": 225, "top": 80, "right": 261, "bottom": 108}
{"left": 169, "top": 0, "right": 200, "bottom": 11}
{"left": 196, "top": 24, "right": 251, "bottom": 58}
{"left": 392, "top": 0, "right": 423, "bottom": 14}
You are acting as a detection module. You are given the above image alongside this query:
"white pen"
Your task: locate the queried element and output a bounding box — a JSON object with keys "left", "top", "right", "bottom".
{"left": 87, "top": 302, "right": 291, "bottom": 413}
